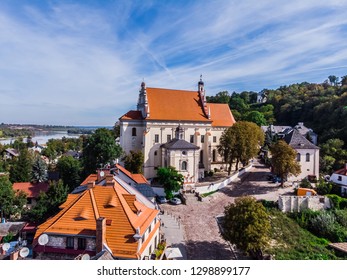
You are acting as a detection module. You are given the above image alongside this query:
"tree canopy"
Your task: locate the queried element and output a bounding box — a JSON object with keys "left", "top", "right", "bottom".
{"left": 82, "top": 128, "right": 122, "bottom": 176}
{"left": 123, "top": 150, "right": 144, "bottom": 174}
{"left": 56, "top": 155, "right": 81, "bottom": 192}
{"left": 222, "top": 196, "right": 270, "bottom": 259}
{"left": 156, "top": 166, "right": 184, "bottom": 199}
{"left": 270, "top": 140, "right": 301, "bottom": 186}
{"left": 218, "top": 121, "right": 264, "bottom": 174}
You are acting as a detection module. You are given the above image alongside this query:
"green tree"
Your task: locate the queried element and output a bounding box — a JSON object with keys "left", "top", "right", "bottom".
{"left": 320, "top": 138, "right": 347, "bottom": 174}
{"left": 56, "top": 155, "right": 81, "bottom": 192}
{"left": 156, "top": 166, "right": 184, "bottom": 199}
{"left": 243, "top": 111, "right": 267, "bottom": 126}
{"left": 31, "top": 155, "right": 48, "bottom": 183}
{"left": 9, "top": 147, "right": 32, "bottom": 183}
{"left": 0, "top": 176, "right": 27, "bottom": 219}
{"left": 123, "top": 150, "right": 144, "bottom": 174}
{"left": 28, "top": 180, "right": 68, "bottom": 223}
{"left": 82, "top": 128, "right": 123, "bottom": 175}
{"left": 218, "top": 121, "right": 264, "bottom": 173}
{"left": 222, "top": 196, "right": 270, "bottom": 259}
{"left": 207, "top": 91, "right": 230, "bottom": 104}
{"left": 270, "top": 140, "right": 301, "bottom": 186}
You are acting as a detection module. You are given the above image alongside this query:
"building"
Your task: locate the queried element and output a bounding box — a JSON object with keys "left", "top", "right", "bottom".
{"left": 283, "top": 129, "right": 319, "bottom": 181}
{"left": 33, "top": 175, "right": 160, "bottom": 260}
{"left": 330, "top": 164, "right": 347, "bottom": 196}
{"left": 119, "top": 78, "right": 235, "bottom": 182}
{"left": 12, "top": 182, "right": 49, "bottom": 209}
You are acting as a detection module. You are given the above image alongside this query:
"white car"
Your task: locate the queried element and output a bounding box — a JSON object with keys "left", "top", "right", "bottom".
{"left": 170, "top": 197, "right": 182, "bottom": 205}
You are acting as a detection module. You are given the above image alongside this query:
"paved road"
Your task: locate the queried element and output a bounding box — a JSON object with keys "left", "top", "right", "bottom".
{"left": 160, "top": 159, "right": 296, "bottom": 260}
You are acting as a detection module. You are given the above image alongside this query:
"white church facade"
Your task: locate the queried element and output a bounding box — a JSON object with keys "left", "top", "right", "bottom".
{"left": 119, "top": 79, "right": 235, "bottom": 184}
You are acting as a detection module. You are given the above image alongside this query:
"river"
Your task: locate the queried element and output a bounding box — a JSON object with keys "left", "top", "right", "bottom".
{"left": 0, "top": 131, "right": 81, "bottom": 145}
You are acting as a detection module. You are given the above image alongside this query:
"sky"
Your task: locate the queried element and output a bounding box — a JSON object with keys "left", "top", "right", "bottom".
{"left": 1, "top": 0, "right": 347, "bottom": 126}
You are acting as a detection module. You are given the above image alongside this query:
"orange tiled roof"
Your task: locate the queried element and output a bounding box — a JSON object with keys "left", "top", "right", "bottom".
{"left": 334, "top": 167, "right": 347, "bottom": 176}
{"left": 34, "top": 182, "right": 159, "bottom": 259}
{"left": 116, "top": 164, "right": 149, "bottom": 184}
{"left": 80, "top": 174, "right": 98, "bottom": 185}
{"left": 119, "top": 87, "right": 235, "bottom": 127}
{"left": 12, "top": 182, "right": 49, "bottom": 198}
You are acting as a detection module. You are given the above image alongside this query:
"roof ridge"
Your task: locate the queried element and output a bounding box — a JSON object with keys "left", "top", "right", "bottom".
{"left": 89, "top": 187, "right": 100, "bottom": 219}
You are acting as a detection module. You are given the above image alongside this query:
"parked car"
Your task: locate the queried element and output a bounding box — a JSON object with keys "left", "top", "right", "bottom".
{"left": 156, "top": 196, "right": 167, "bottom": 204}
{"left": 169, "top": 197, "right": 182, "bottom": 205}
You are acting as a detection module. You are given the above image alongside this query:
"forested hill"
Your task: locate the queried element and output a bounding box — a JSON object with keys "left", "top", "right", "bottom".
{"left": 207, "top": 76, "right": 347, "bottom": 146}
{"left": 263, "top": 79, "right": 347, "bottom": 145}
{"left": 207, "top": 76, "right": 347, "bottom": 174}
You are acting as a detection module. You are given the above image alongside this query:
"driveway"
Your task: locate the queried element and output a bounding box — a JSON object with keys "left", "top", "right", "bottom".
{"left": 159, "top": 159, "right": 296, "bottom": 260}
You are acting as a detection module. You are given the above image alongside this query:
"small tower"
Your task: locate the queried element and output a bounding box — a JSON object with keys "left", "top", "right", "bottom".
{"left": 175, "top": 124, "right": 184, "bottom": 140}
{"left": 198, "top": 75, "right": 210, "bottom": 119}
{"left": 137, "top": 81, "right": 150, "bottom": 118}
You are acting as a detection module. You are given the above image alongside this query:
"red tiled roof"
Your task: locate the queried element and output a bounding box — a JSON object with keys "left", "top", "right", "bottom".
{"left": 334, "top": 167, "right": 347, "bottom": 176}
{"left": 116, "top": 164, "right": 149, "bottom": 184}
{"left": 12, "top": 182, "right": 49, "bottom": 198}
{"left": 33, "top": 182, "right": 159, "bottom": 259}
{"left": 119, "top": 87, "right": 235, "bottom": 127}
{"left": 80, "top": 174, "right": 98, "bottom": 185}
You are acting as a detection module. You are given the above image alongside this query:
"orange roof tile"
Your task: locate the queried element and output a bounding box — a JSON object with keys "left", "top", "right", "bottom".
{"left": 34, "top": 182, "right": 159, "bottom": 259}
{"left": 120, "top": 87, "right": 235, "bottom": 127}
{"left": 12, "top": 182, "right": 49, "bottom": 198}
{"left": 334, "top": 167, "right": 347, "bottom": 176}
{"left": 208, "top": 103, "right": 236, "bottom": 127}
{"left": 115, "top": 164, "right": 149, "bottom": 185}
{"left": 80, "top": 174, "right": 98, "bottom": 185}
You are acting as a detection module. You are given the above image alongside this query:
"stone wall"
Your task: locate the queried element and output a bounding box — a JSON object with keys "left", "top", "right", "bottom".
{"left": 278, "top": 195, "right": 331, "bottom": 212}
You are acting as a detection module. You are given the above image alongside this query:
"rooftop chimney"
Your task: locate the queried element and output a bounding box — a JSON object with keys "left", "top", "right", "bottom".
{"left": 105, "top": 174, "right": 115, "bottom": 186}
{"left": 87, "top": 181, "right": 95, "bottom": 189}
{"left": 96, "top": 217, "right": 106, "bottom": 254}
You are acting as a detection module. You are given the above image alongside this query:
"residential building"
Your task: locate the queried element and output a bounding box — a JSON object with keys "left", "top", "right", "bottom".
{"left": 330, "top": 163, "right": 347, "bottom": 196}
{"left": 33, "top": 175, "right": 160, "bottom": 260}
{"left": 12, "top": 182, "right": 49, "bottom": 209}
{"left": 119, "top": 78, "right": 235, "bottom": 183}
{"left": 283, "top": 129, "right": 319, "bottom": 181}
{"left": 3, "top": 148, "right": 19, "bottom": 160}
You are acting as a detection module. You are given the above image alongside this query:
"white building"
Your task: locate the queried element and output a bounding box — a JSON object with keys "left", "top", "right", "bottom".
{"left": 330, "top": 164, "right": 347, "bottom": 196}
{"left": 119, "top": 79, "right": 235, "bottom": 183}
{"left": 283, "top": 129, "right": 320, "bottom": 181}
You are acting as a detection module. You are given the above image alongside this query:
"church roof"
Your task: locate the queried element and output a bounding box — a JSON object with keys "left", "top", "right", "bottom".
{"left": 161, "top": 138, "right": 200, "bottom": 150}
{"left": 120, "top": 87, "right": 235, "bottom": 127}
{"left": 283, "top": 129, "right": 319, "bottom": 150}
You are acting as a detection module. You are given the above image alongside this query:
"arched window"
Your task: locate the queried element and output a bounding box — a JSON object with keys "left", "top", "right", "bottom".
{"left": 182, "top": 151, "right": 187, "bottom": 155}
{"left": 200, "top": 150, "right": 203, "bottom": 163}
{"left": 306, "top": 153, "right": 310, "bottom": 162}
{"left": 182, "top": 161, "right": 187, "bottom": 170}
{"left": 212, "top": 149, "right": 217, "bottom": 162}
{"left": 132, "top": 127, "right": 137, "bottom": 136}
{"left": 297, "top": 153, "right": 301, "bottom": 162}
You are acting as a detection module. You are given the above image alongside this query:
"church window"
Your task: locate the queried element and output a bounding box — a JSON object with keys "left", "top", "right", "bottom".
{"left": 132, "top": 127, "right": 137, "bottom": 136}
{"left": 297, "top": 153, "right": 301, "bottom": 162}
{"left": 213, "top": 136, "right": 217, "bottom": 143}
{"left": 182, "top": 151, "right": 187, "bottom": 155}
{"left": 190, "top": 135, "right": 194, "bottom": 143}
{"left": 201, "top": 135, "right": 205, "bottom": 143}
{"left": 182, "top": 161, "right": 187, "bottom": 170}
{"left": 167, "top": 135, "right": 171, "bottom": 142}
{"left": 155, "top": 134, "right": 159, "bottom": 143}
{"left": 306, "top": 153, "right": 310, "bottom": 162}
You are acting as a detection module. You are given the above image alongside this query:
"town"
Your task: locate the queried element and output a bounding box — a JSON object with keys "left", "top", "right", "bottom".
{"left": 1, "top": 76, "right": 347, "bottom": 260}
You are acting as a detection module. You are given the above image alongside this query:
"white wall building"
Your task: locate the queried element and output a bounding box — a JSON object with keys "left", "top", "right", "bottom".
{"left": 119, "top": 79, "right": 235, "bottom": 183}
{"left": 330, "top": 164, "right": 347, "bottom": 196}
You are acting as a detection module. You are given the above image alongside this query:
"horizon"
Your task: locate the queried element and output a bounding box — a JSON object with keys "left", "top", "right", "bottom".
{"left": 1, "top": 0, "right": 347, "bottom": 126}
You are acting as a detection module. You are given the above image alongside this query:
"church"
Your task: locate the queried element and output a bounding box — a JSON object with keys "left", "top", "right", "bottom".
{"left": 119, "top": 78, "right": 235, "bottom": 184}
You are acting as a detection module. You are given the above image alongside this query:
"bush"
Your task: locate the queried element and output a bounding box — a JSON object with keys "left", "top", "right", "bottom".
{"left": 316, "top": 179, "right": 332, "bottom": 195}
{"left": 208, "top": 170, "right": 214, "bottom": 177}
{"left": 300, "top": 178, "right": 312, "bottom": 189}
{"left": 260, "top": 200, "right": 278, "bottom": 209}
{"left": 327, "top": 194, "right": 347, "bottom": 209}
{"left": 334, "top": 210, "right": 347, "bottom": 227}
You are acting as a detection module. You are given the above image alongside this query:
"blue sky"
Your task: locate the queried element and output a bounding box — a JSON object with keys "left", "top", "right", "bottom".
{"left": 1, "top": 0, "right": 347, "bottom": 126}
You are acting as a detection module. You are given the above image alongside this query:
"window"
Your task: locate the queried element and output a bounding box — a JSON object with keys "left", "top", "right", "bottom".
{"left": 78, "top": 238, "right": 86, "bottom": 250}
{"left": 27, "top": 198, "right": 32, "bottom": 205}
{"left": 167, "top": 135, "right": 171, "bottom": 142}
{"left": 338, "top": 176, "right": 342, "bottom": 181}
{"left": 200, "top": 150, "right": 203, "bottom": 163}
{"left": 190, "top": 135, "right": 194, "bottom": 143}
{"left": 132, "top": 127, "right": 137, "bottom": 136}
{"left": 149, "top": 245, "right": 152, "bottom": 254}
{"left": 154, "top": 134, "right": 159, "bottom": 143}
{"left": 182, "top": 151, "right": 187, "bottom": 155}
{"left": 297, "top": 153, "right": 301, "bottom": 162}
{"left": 212, "top": 149, "right": 217, "bottom": 162}
{"left": 141, "top": 234, "right": 145, "bottom": 244}
{"left": 306, "top": 153, "right": 310, "bottom": 162}
{"left": 66, "top": 237, "right": 74, "bottom": 249}
{"left": 201, "top": 135, "right": 205, "bottom": 143}
{"left": 213, "top": 136, "right": 217, "bottom": 143}
{"left": 154, "top": 151, "right": 157, "bottom": 156}
{"left": 182, "top": 161, "right": 187, "bottom": 170}
{"left": 149, "top": 224, "right": 152, "bottom": 233}
{"left": 154, "top": 236, "right": 158, "bottom": 247}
